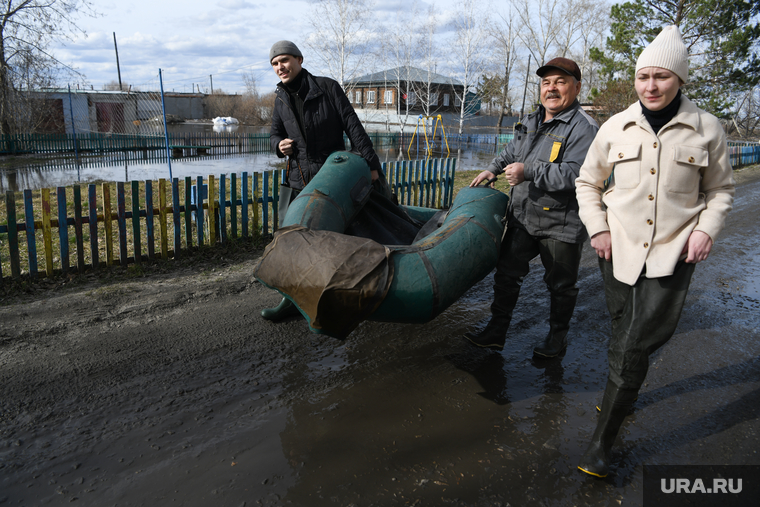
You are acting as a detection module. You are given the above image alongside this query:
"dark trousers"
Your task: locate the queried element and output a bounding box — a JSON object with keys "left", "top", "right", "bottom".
{"left": 492, "top": 227, "right": 583, "bottom": 327}
{"left": 599, "top": 258, "right": 695, "bottom": 391}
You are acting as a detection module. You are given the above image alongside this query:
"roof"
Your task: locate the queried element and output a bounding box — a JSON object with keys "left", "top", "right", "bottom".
{"left": 350, "top": 66, "right": 463, "bottom": 86}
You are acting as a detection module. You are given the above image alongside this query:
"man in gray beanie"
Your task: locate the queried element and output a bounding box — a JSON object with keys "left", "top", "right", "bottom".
{"left": 263, "top": 40, "right": 384, "bottom": 321}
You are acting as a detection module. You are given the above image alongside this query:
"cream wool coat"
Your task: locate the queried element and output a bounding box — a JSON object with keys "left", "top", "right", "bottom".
{"left": 576, "top": 96, "right": 735, "bottom": 285}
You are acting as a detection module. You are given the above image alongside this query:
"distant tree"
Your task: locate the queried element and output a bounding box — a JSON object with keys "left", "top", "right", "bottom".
{"left": 731, "top": 85, "right": 760, "bottom": 139}
{"left": 491, "top": 7, "right": 521, "bottom": 126}
{"left": 206, "top": 90, "right": 241, "bottom": 119}
{"left": 305, "top": 0, "right": 375, "bottom": 90}
{"left": 591, "top": 0, "right": 760, "bottom": 115}
{"left": 237, "top": 71, "right": 273, "bottom": 125}
{"left": 588, "top": 78, "right": 639, "bottom": 124}
{"left": 103, "top": 80, "right": 132, "bottom": 91}
{"left": 0, "top": 0, "right": 96, "bottom": 135}
{"left": 410, "top": 6, "right": 440, "bottom": 118}
{"left": 449, "top": 0, "right": 490, "bottom": 135}
{"left": 378, "top": 0, "right": 423, "bottom": 133}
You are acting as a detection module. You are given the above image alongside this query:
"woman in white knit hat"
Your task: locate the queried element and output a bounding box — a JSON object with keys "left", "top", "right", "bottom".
{"left": 575, "top": 25, "right": 735, "bottom": 478}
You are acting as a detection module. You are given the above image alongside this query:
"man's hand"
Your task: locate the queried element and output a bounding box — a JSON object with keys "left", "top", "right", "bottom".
{"left": 469, "top": 170, "right": 498, "bottom": 188}
{"left": 371, "top": 170, "right": 379, "bottom": 182}
{"left": 504, "top": 163, "right": 525, "bottom": 187}
{"left": 591, "top": 231, "right": 612, "bottom": 261}
{"left": 278, "top": 138, "right": 295, "bottom": 156}
{"left": 683, "top": 230, "right": 713, "bottom": 263}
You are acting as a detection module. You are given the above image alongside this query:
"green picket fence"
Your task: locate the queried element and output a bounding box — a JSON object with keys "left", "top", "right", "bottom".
{"left": 0, "top": 157, "right": 457, "bottom": 283}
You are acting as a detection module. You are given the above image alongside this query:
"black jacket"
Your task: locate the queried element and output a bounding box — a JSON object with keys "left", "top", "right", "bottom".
{"left": 270, "top": 68, "right": 382, "bottom": 190}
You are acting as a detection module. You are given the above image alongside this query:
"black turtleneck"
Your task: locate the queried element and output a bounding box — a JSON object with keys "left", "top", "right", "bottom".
{"left": 285, "top": 70, "right": 308, "bottom": 141}
{"left": 641, "top": 89, "right": 682, "bottom": 134}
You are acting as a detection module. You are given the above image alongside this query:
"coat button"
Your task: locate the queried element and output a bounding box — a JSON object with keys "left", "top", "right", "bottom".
{"left": 648, "top": 194, "right": 654, "bottom": 200}
{"left": 650, "top": 168, "right": 656, "bottom": 174}
{"left": 647, "top": 219, "right": 653, "bottom": 225}
{"left": 688, "top": 156, "right": 695, "bottom": 163}
{"left": 618, "top": 153, "right": 624, "bottom": 159}
{"left": 653, "top": 142, "right": 658, "bottom": 148}
{"left": 644, "top": 242, "right": 649, "bottom": 248}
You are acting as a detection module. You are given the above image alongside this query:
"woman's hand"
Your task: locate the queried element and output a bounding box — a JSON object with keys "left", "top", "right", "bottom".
{"left": 591, "top": 231, "right": 612, "bottom": 261}
{"left": 683, "top": 231, "right": 713, "bottom": 263}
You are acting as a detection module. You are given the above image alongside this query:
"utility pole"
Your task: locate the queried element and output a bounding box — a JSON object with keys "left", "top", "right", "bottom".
{"left": 210, "top": 75, "right": 214, "bottom": 94}
{"left": 113, "top": 32, "right": 123, "bottom": 91}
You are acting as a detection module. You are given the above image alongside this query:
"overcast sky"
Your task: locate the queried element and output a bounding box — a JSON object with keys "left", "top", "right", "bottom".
{"left": 51, "top": 0, "right": 460, "bottom": 95}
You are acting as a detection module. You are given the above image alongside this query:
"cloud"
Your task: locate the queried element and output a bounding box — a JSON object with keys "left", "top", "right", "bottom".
{"left": 217, "top": 0, "right": 257, "bottom": 9}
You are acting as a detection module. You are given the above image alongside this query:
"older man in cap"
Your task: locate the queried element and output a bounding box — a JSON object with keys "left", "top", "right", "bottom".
{"left": 263, "top": 40, "right": 383, "bottom": 321}
{"left": 466, "top": 57, "right": 599, "bottom": 357}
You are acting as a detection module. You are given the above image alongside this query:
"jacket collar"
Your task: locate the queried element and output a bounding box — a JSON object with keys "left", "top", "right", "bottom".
{"left": 622, "top": 95, "right": 701, "bottom": 133}
{"left": 533, "top": 99, "right": 582, "bottom": 126}
{"left": 275, "top": 68, "right": 323, "bottom": 101}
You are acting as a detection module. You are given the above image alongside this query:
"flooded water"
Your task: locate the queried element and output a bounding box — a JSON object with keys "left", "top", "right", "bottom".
{"left": 0, "top": 126, "right": 500, "bottom": 192}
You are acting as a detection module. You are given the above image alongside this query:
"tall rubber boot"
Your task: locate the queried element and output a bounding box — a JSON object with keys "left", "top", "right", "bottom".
{"left": 533, "top": 293, "right": 576, "bottom": 358}
{"left": 261, "top": 297, "right": 300, "bottom": 321}
{"left": 577, "top": 380, "right": 638, "bottom": 478}
{"left": 464, "top": 285, "right": 520, "bottom": 350}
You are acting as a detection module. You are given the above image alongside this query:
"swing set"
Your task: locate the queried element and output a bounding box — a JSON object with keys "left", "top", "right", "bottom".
{"left": 407, "top": 114, "right": 451, "bottom": 158}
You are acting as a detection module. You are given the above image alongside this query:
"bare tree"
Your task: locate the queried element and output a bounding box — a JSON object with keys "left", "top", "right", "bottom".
{"left": 410, "top": 7, "right": 439, "bottom": 118}
{"left": 237, "top": 71, "right": 273, "bottom": 125}
{"left": 555, "top": 0, "right": 609, "bottom": 100}
{"left": 510, "top": 0, "right": 564, "bottom": 70}
{"left": 305, "top": 0, "right": 375, "bottom": 90}
{"left": 732, "top": 86, "right": 760, "bottom": 140}
{"left": 491, "top": 7, "right": 522, "bottom": 127}
{"left": 0, "top": 0, "right": 96, "bottom": 135}
{"left": 206, "top": 90, "right": 241, "bottom": 119}
{"left": 378, "top": 1, "right": 422, "bottom": 133}
{"left": 449, "top": 0, "right": 490, "bottom": 135}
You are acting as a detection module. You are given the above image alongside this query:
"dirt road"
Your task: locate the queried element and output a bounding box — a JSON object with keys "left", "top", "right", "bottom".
{"left": 1, "top": 167, "right": 758, "bottom": 506}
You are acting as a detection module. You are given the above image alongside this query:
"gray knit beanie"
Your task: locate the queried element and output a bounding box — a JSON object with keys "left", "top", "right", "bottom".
{"left": 269, "top": 40, "right": 303, "bottom": 62}
{"left": 636, "top": 25, "right": 689, "bottom": 83}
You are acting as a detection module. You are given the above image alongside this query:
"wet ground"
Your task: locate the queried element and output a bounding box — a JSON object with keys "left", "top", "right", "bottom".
{"left": 0, "top": 167, "right": 758, "bottom": 506}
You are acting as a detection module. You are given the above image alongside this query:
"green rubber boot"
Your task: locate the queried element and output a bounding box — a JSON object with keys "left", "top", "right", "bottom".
{"left": 261, "top": 297, "right": 300, "bottom": 321}
{"left": 578, "top": 380, "right": 637, "bottom": 478}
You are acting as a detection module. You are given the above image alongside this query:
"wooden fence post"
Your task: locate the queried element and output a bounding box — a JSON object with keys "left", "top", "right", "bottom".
{"left": 88, "top": 184, "right": 99, "bottom": 269}
{"left": 208, "top": 175, "right": 216, "bottom": 245}
{"left": 23, "top": 189, "right": 38, "bottom": 278}
{"left": 56, "top": 187, "right": 69, "bottom": 274}
{"left": 103, "top": 183, "right": 114, "bottom": 266}
{"left": 116, "top": 182, "right": 127, "bottom": 267}
{"left": 159, "top": 178, "right": 168, "bottom": 260}
{"left": 144, "top": 181, "right": 154, "bottom": 259}
{"left": 242, "top": 171, "right": 249, "bottom": 238}
{"left": 5, "top": 191, "right": 20, "bottom": 279}
{"left": 73, "top": 185, "right": 85, "bottom": 271}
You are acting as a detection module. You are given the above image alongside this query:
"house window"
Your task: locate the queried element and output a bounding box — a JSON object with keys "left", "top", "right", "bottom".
{"left": 407, "top": 91, "right": 416, "bottom": 105}
{"left": 384, "top": 90, "right": 393, "bottom": 104}
{"left": 455, "top": 95, "right": 461, "bottom": 106}
{"left": 430, "top": 92, "right": 438, "bottom": 106}
{"left": 443, "top": 94, "right": 450, "bottom": 106}
{"left": 367, "top": 90, "right": 376, "bottom": 103}
{"left": 355, "top": 91, "right": 362, "bottom": 104}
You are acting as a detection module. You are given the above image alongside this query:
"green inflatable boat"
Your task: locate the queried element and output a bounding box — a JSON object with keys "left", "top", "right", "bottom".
{"left": 254, "top": 152, "right": 508, "bottom": 338}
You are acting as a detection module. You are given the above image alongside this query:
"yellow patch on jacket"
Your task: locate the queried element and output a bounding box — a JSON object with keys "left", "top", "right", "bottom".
{"left": 550, "top": 141, "right": 562, "bottom": 162}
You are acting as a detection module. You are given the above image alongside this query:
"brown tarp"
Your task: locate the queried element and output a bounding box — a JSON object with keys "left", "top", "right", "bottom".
{"left": 254, "top": 225, "right": 393, "bottom": 338}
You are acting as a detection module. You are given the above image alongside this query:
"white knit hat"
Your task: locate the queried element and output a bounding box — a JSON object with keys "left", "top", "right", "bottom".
{"left": 636, "top": 25, "right": 689, "bottom": 83}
